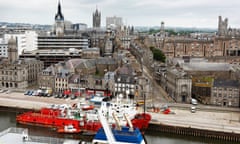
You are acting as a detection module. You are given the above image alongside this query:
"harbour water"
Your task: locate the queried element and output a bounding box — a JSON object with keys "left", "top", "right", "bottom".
{"left": 0, "top": 108, "right": 239, "bottom": 144}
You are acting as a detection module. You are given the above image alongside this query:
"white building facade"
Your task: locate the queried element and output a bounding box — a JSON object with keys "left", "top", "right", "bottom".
{"left": 4, "top": 30, "right": 38, "bottom": 55}
{"left": 0, "top": 38, "right": 8, "bottom": 58}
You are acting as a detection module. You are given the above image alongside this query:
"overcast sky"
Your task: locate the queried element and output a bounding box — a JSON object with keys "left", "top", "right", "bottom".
{"left": 1, "top": 0, "right": 240, "bottom": 28}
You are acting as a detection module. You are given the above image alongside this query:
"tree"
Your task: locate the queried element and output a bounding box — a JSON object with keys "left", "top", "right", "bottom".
{"left": 150, "top": 46, "right": 166, "bottom": 63}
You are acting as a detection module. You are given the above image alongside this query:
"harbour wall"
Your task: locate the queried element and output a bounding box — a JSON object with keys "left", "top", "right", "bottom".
{"left": 148, "top": 123, "right": 240, "bottom": 142}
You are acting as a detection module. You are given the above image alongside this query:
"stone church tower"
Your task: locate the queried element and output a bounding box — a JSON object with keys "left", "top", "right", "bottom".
{"left": 54, "top": 0, "right": 65, "bottom": 37}
{"left": 218, "top": 16, "right": 228, "bottom": 36}
{"left": 7, "top": 36, "right": 18, "bottom": 63}
{"left": 93, "top": 8, "right": 101, "bottom": 28}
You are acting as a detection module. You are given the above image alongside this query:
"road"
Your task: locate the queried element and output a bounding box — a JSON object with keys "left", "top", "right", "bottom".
{"left": 148, "top": 106, "right": 240, "bottom": 134}
{"left": 141, "top": 64, "right": 174, "bottom": 107}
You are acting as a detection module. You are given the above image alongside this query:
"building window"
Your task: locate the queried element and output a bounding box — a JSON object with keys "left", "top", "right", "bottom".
{"left": 213, "top": 93, "right": 217, "bottom": 97}
{"left": 218, "top": 93, "right": 222, "bottom": 97}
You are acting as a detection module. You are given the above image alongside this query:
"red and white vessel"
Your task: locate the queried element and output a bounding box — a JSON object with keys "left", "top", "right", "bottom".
{"left": 16, "top": 95, "right": 151, "bottom": 134}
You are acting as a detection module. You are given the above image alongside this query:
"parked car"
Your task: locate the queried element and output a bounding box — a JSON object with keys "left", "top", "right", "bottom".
{"left": 191, "top": 106, "right": 196, "bottom": 113}
{"left": 70, "top": 94, "right": 77, "bottom": 100}
{"left": 28, "top": 90, "right": 34, "bottom": 96}
{"left": 191, "top": 98, "right": 198, "bottom": 105}
{"left": 24, "top": 90, "right": 30, "bottom": 95}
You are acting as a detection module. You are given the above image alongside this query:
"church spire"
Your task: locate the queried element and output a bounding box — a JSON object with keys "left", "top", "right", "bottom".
{"left": 55, "top": 0, "right": 64, "bottom": 21}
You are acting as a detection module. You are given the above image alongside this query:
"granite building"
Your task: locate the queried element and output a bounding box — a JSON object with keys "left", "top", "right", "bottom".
{"left": 0, "top": 37, "right": 43, "bottom": 89}
{"left": 211, "top": 79, "right": 240, "bottom": 107}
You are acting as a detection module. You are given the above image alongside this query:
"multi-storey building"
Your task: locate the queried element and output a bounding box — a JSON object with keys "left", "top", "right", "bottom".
{"left": 38, "top": 57, "right": 118, "bottom": 93}
{"left": 165, "top": 67, "right": 192, "bottom": 103}
{"left": 20, "top": 49, "right": 83, "bottom": 68}
{"left": 0, "top": 37, "right": 43, "bottom": 89}
{"left": 37, "top": 35, "right": 90, "bottom": 50}
{"left": 0, "top": 39, "right": 8, "bottom": 58}
{"left": 192, "top": 77, "right": 213, "bottom": 104}
{"left": 150, "top": 16, "right": 240, "bottom": 64}
{"left": 82, "top": 48, "right": 100, "bottom": 59}
{"left": 4, "top": 30, "right": 38, "bottom": 55}
{"left": 211, "top": 79, "right": 240, "bottom": 107}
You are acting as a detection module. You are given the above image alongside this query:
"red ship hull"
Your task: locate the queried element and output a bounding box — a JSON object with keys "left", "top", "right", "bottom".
{"left": 16, "top": 108, "right": 102, "bottom": 132}
{"left": 16, "top": 108, "right": 151, "bottom": 133}
{"left": 131, "top": 113, "right": 152, "bottom": 131}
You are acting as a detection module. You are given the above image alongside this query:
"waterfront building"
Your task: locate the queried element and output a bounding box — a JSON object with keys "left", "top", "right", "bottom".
{"left": 93, "top": 8, "right": 101, "bottom": 28}
{"left": 164, "top": 57, "right": 239, "bottom": 104}
{"left": 38, "top": 57, "right": 118, "bottom": 93}
{"left": 192, "top": 76, "right": 213, "bottom": 104}
{"left": 0, "top": 37, "right": 43, "bottom": 89}
{"left": 165, "top": 67, "right": 192, "bottom": 103}
{"left": 211, "top": 79, "right": 240, "bottom": 107}
{"left": 114, "top": 64, "right": 137, "bottom": 98}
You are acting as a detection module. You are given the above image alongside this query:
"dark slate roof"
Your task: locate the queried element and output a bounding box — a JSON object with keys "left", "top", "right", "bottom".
{"left": 96, "top": 57, "right": 117, "bottom": 65}
{"left": 69, "top": 74, "right": 80, "bottom": 83}
{"left": 213, "top": 79, "right": 240, "bottom": 88}
{"left": 56, "top": 68, "right": 70, "bottom": 78}
{"left": 65, "top": 59, "right": 84, "bottom": 69}
{"left": 117, "top": 64, "right": 134, "bottom": 75}
{"left": 75, "top": 59, "right": 96, "bottom": 69}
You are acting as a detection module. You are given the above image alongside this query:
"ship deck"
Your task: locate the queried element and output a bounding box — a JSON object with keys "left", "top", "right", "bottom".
{"left": 0, "top": 127, "right": 80, "bottom": 144}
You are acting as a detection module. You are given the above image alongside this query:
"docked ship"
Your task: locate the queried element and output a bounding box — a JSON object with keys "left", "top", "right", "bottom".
{"left": 16, "top": 104, "right": 102, "bottom": 133}
{"left": 16, "top": 98, "right": 151, "bottom": 134}
{"left": 92, "top": 110, "right": 146, "bottom": 144}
